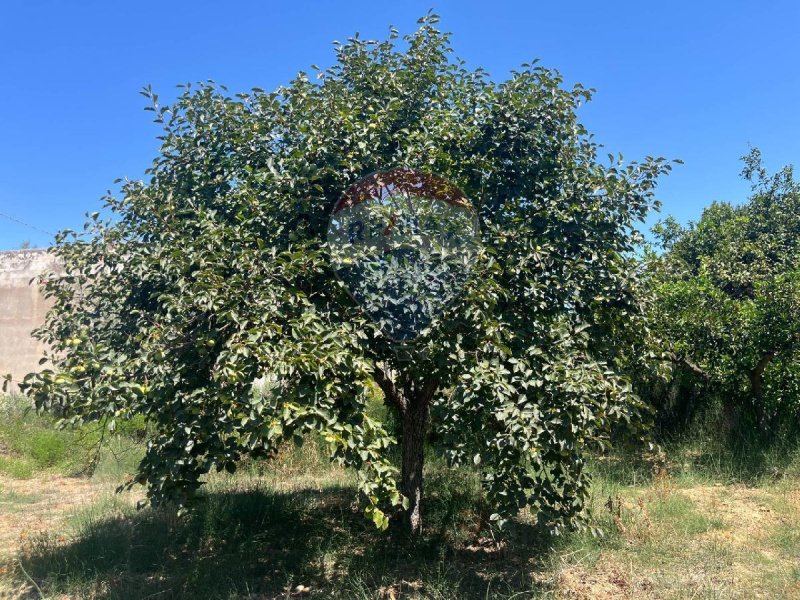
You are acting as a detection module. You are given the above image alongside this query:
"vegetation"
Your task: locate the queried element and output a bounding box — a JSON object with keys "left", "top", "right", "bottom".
{"left": 0, "top": 394, "right": 144, "bottom": 479}
{"left": 644, "top": 150, "right": 800, "bottom": 440}
{"left": 1, "top": 401, "right": 799, "bottom": 599}
{"left": 22, "top": 14, "right": 675, "bottom": 534}
{"left": 0, "top": 13, "right": 797, "bottom": 600}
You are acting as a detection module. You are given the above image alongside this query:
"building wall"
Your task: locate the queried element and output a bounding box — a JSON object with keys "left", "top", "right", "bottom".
{"left": 0, "top": 249, "right": 57, "bottom": 389}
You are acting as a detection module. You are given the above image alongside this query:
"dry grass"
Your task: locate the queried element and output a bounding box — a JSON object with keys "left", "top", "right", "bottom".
{"left": 0, "top": 455, "right": 797, "bottom": 599}
{"left": 0, "top": 475, "right": 103, "bottom": 559}
{"left": 1, "top": 394, "right": 799, "bottom": 599}
{"left": 551, "top": 476, "right": 800, "bottom": 600}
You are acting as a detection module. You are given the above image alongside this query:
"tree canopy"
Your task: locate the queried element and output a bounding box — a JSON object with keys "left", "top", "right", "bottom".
{"left": 648, "top": 149, "right": 800, "bottom": 435}
{"left": 24, "top": 15, "right": 673, "bottom": 534}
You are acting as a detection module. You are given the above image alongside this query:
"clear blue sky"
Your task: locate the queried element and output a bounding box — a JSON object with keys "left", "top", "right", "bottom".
{"left": 1, "top": 0, "right": 798, "bottom": 249}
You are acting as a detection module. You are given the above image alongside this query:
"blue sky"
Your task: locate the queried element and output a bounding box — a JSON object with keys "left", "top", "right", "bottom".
{"left": 1, "top": 0, "right": 798, "bottom": 249}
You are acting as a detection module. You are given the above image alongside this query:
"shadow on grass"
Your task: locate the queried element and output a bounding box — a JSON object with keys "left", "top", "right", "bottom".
{"left": 17, "top": 471, "right": 557, "bottom": 599}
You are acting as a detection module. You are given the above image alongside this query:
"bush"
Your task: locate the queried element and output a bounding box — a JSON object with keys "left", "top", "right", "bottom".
{"left": 26, "top": 430, "right": 69, "bottom": 468}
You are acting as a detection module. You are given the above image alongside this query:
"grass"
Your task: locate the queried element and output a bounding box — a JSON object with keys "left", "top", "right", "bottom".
{"left": 0, "top": 394, "right": 99, "bottom": 477}
{"left": 2, "top": 446, "right": 797, "bottom": 599}
{"left": 0, "top": 395, "right": 799, "bottom": 598}
{"left": 0, "top": 394, "right": 145, "bottom": 480}
{"left": 12, "top": 463, "right": 547, "bottom": 599}
{"left": 0, "top": 485, "right": 41, "bottom": 509}
{"left": 0, "top": 455, "right": 35, "bottom": 479}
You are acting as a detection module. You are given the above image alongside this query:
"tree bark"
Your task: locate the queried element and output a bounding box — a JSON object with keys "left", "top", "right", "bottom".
{"left": 750, "top": 351, "right": 775, "bottom": 400}
{"left": 747, "top": 351, "right": 776, "bottom": 426}
{"left": 401, "top": 393, "right": 429, "bottom": 534}
{"left": 374, "top": 366, "right": 436, "bottom": 534}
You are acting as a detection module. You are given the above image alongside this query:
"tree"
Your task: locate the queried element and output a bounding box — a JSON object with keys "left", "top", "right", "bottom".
{"left": 24, "top": 15, "right": 672, "bottom": 534}
{"left": 647, "top": 149, "right": 800, "bottom": 436}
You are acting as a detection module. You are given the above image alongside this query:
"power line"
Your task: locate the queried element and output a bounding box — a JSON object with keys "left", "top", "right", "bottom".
{"left": 0, "top": 210, "right": 54, "bottom": 237}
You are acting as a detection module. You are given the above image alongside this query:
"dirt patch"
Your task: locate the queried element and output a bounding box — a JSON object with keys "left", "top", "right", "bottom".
{"left": 782, "top": 488, "right": 800, "bottom": 511}
{"left": 677, "top": 484, "right": 799, "bottom": 599}
{"left": 0, "top": 474, "right": 105, "bottom": 558}
{"left": 680, "top": 484, "right": 778, "bottom": 546}
{"left": 555, "top": 553, "right": 656, "bottom": 600}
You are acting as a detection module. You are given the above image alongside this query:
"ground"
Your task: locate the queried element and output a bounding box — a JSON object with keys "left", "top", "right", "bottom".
{"left": 0, "top": 395, "right": 798, "bottom": 598}
{"left": 0, "top": 447, "right": 798, "bottom": 599}
{"left": 0, "top": 474, "right": 101, "bottom": 560}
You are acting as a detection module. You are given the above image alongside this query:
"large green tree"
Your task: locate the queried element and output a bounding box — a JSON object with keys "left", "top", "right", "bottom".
{"left": 647, "top": 149, "right": 800, "bottom": 436}
{"left": 25, "top": 16, "right": 671, "bottom": 533}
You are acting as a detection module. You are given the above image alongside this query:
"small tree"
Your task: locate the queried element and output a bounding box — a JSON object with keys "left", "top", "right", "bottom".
{"left": 25, "top": 15, "right": 671, "bottom": 534}
{"left": 647, "top": 149, "right": 800, "bottom": 436}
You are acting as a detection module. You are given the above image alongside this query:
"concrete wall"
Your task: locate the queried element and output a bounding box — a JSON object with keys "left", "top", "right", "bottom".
{"left": 0, "top": 249, "right": 57, "bottom": 389}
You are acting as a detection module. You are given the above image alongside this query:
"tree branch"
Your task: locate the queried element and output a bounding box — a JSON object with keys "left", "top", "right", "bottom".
{"left": 420, "top": 377, "right": 440, "bottom": 405}
{"left": 662, "top": 352, "right": 711, "bottom": 381}
{"left": 373, "top": 365, "right": 406, "bottom": 413}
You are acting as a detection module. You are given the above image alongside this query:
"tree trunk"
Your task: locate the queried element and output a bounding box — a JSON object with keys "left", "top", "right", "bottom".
{"left": 401, "top": 394, "right": 429, "bottom": 535}
{"left": 372, "top": 366, "right": 436, "bottom": 534}
{"left": 748, "top": 351, "right": 775, "bottom": 427}
{"left": 750, "top": 352, "right": 775, "bottom": 400}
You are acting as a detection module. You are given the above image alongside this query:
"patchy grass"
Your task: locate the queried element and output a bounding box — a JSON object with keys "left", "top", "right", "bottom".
{"left": 1, "top": 395, "right": 799, "bottom": 598}
{"left": 0, "top": 455, "right": 35, "bottom": 479}
{"left": 0, "top": 484, "right": 41, "bottom": 510}
{"left": 546, "top": 466, "right": 800, "bottom": 600}
{"left": 0, "top": 443, "right": 796, "bottom": 599}
{"left": 7, "top": 465, "right": 540, "bottom": 599}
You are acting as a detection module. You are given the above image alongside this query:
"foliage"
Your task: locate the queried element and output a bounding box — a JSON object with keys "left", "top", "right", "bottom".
{"left": 23, "top": 14, "right": 672, "bottom": 533}
{"left": 646, "top": 149, "right": 800, "bottom": 437}
{"left": 0, "top": 394, "right": 145, "bottom": 478}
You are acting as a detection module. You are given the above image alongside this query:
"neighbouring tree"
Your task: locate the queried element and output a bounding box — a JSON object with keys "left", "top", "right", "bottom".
{"left": 24, "top": 15, "right": 672, "bottom": 534}
{"left": 646, "top": 149, "right": 800, "bottom": 436}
